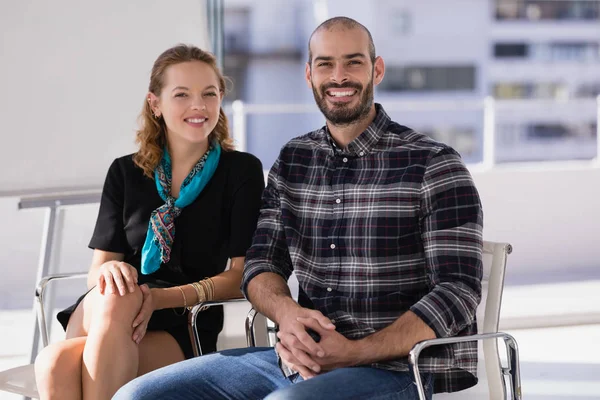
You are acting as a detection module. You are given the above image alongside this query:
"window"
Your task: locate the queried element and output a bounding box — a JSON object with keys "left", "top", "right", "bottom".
{"left": 389, "top": 9, "right": 412, "bottom": 35}
{"left": 495, "top": 41, "right": 600, "bottom": 62}
{"left": 576, "top": 82, "right": 600, "bottom": 98}
{"left": 547, "top": 42, "right": 600, "bottom": 62}
{"left": 224, "top": 8, "right": 251, "bottom": 54}
{"left": 495, "top": 0, "right": 600, "bottom": 21}
{"left": 379, "top": 66, "right": 476, "bottom": 92}
{"left": 526, "top": 123, "right": 570, "bottom": 139}
{"left": 525, "top": 122, "right": 596, "bottom": 140}
{"left": 494, "top": 43, "right": 529, "bottom": 58}
{"left": 493, "top": 82, "right": 567, "bottom": 99}
{"left": 420, "top": 127, "right": 477, "bottom": 158}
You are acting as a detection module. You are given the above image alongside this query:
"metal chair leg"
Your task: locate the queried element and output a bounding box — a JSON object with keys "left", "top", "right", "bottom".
{"left": 503, "top": 334, "right": 522, "bottom": 400}
{"left": 245, "top": 308, "right": 258, "bottom": 347}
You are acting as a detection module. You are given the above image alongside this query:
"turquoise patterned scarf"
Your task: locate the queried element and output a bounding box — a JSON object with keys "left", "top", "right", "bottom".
{"left": 141, "top": 142, "right": 221, "bottom": 275}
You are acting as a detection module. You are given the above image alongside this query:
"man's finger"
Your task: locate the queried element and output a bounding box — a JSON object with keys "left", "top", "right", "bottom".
{"left": 289, "top": 320, "right": 325, "bottom": 357}
{"left": 277, "top": 332, "right": 321, "bottom": 372}
{"left": 308, "top": 310, "right": 336, "bottom": 330}
{"left": 297, "top": 317, "right": 328, "bottom": 335}
{"left": 276, "top": 342, "right": 316, "bottom": 379}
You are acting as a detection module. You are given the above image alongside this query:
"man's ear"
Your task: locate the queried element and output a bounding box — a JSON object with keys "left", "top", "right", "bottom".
{"left": 373, "top": 56, "right": 385, "bottom": 86}
{"left": 305, "top": 62, "right": 312, "bottom": 89}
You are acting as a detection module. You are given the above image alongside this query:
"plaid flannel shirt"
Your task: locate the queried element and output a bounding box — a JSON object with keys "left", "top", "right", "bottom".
{"left": 242, "top": 104, "right": 483, "bottom": 393}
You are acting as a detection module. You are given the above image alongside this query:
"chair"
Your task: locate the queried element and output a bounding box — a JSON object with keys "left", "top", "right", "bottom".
{"left": 0, "top": 273, "right": 242, "bottom": 398}
{"left": 0, "top": 272, "right": 87, "bottom": 398}
{"left": 244, "top": 241, "right": 522, "bottom": 400}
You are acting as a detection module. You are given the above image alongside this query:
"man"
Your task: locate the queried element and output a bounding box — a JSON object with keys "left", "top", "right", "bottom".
{"left": 115, "top": 16, "right": 483, "bottom": 400}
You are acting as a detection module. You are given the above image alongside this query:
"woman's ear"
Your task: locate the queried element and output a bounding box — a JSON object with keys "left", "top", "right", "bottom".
{"left": 147, "top": 92, "right": 161, "bottom": 117}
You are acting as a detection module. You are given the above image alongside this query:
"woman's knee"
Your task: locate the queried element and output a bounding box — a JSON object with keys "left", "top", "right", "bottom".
{"left": 90, "top": 285, "right": 143, "bottom": 320}
{"left": 35, "top": 342, "right": 81, "bottom": 382}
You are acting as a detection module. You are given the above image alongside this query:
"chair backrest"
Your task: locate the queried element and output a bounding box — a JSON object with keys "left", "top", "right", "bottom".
{"left": 478, "top": 241, "right": 512, "bottom": 399}
{"left": 252, "top": 241, "right": 513, "bottom": 399}
{"left": 434, "top": 241, "right": 511, "bottom": 400}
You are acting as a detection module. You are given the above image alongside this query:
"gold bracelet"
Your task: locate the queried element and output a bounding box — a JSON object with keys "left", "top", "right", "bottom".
{"left": 199, "top": 278, "right": 214, "bottom": 302}
{"left": 190, "top": 278, "right": 215, "bottom": 312}
{"left": 173, "top": 286, "right": 187, "bottom": 316}
{"left": 205, "top": 277, "right": 215, "bottom": 301}
{"left": 188, "top": 282, "right": 205, "bottom": 310}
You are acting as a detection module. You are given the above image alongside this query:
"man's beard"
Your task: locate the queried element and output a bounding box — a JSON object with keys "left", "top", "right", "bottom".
{"left": 311, "top": 78, "right": 374, "bottom": 126}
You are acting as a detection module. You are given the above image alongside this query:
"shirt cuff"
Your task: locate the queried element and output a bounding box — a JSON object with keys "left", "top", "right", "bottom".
{"left": 409, "top": 292, "right": 458, "bottom": 339}
{"left": 241, "top": 263, "right": 290, "bottom": 299}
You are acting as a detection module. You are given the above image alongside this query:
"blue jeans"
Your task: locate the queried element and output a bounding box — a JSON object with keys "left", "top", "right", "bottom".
{"left": 113, "top": 347, "right": 434, "bottom": 400}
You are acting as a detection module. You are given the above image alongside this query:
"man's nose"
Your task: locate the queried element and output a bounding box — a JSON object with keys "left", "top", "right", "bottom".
{"left": 331, "top": 64, "right": 349, "bottom": 84}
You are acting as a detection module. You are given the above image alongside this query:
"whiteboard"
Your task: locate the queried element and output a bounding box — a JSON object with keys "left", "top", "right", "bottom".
{"left": 0, "top": 0, "right": 211, "bottom": 195}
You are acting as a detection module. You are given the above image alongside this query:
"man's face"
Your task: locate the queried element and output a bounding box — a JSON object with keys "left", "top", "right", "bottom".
{"left": 306, "top": 27, "right": 384, "bottom": 126}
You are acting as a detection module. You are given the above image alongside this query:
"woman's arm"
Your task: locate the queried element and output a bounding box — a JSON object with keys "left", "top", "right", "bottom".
{"left": 151, "top": 256, "right": 245, "bottom": 310}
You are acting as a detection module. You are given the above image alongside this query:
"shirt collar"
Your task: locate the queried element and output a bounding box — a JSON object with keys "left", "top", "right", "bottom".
{"left": 321, "top": 103, "right": 390, "bottom": 156}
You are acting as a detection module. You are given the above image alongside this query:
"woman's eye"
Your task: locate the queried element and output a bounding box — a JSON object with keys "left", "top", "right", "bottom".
{"left": 174, "top": 93, "right": 187, "bottom": 98}
{"left": 204, "top": 92, "right": 217, "bottom": 97}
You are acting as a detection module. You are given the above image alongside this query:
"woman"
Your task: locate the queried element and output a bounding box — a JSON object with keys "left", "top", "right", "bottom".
{"left": 34, "top": 44, "right": 264, "bottom": 400}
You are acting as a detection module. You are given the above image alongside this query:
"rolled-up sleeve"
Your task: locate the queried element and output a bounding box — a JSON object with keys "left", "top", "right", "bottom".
{"left": 410, "top": 148, "right": 483, "bottom": 338}
{"left": 241, "top": 158, "right": 294, "bottom": 299}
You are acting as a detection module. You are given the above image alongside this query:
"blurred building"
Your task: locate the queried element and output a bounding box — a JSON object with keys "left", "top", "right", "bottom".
{"left": 221, "top": 0, "right": 600, "bottom": 167}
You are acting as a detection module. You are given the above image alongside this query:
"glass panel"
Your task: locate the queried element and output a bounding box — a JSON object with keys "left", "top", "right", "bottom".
{"left": 379, "top": 66, "right": 477, "bottom": 92}
{"left": 495, "top": 0, "right": 600, "bottom": 21}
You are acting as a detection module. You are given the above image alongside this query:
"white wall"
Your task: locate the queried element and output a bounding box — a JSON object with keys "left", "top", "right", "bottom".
{"left": 473, "top": 164, "right": 600, "bottom": 282}
{"left": 0, "top": 0, "right": 210, "bottom": 194}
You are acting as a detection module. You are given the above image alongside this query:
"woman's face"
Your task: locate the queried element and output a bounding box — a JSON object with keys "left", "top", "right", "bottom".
{"left": 150, "top": 61, "right": 222, "bottom": 148}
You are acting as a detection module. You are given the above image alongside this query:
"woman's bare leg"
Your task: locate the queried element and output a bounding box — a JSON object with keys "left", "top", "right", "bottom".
{"left": 81, "top": 286, "right": 143, "bottom": 400}
{"left": 136, "top": 331, "right": 185, "bottom": 376}
{"left": 35, "top": 286, "right": 187, "bottom": 400}
{"left": 35, "top": 337, "right": 86, "bottom": 400}
{"left": 34, "top": 285, "right": 92, "bottom": 400}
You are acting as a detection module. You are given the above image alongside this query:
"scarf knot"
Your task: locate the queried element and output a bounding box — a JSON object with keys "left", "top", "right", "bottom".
{"left": 141, "top": 143, "right": 221, "bottom": 275}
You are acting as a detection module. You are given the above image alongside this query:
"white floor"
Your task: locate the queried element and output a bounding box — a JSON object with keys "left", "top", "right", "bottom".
{"left": 1, "top": 282, "right": 599, "bottom": 400}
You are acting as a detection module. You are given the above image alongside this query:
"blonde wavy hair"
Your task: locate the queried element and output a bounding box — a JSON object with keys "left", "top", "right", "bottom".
{"left": 133, "top": 44, "right": 234, "bottom": 178}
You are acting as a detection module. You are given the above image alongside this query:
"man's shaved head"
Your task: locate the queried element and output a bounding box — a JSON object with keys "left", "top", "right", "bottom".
{"left": 308, "top": 17, "right": 376, "bottom": 65}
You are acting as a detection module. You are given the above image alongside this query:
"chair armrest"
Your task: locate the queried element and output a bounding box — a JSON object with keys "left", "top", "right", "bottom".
{"left": 35, "top": 272, "right": 88, "bottom": 348}
{"left": 36, "top": 273, "right": 88, "bottom": 299}
{"left": 245, "top": 307, "right": 278, "bottom": 348}
{"left": 187, "top": 298, "right": 248, "bottom": 357}
{"left": 408, "top": 332, "right": 522, "bottom": 400}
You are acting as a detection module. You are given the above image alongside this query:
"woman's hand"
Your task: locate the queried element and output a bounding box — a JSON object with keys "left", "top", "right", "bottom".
{"left": 132, "top": 284, "right": 156, "bottom": 344}
{"left": 97, "top": 261, "right": 138, "bottom": 295}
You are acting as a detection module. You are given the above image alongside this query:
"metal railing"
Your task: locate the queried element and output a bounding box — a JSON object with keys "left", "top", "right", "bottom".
{"left": 225, "top": 95, "right": 600, "bottom": 168}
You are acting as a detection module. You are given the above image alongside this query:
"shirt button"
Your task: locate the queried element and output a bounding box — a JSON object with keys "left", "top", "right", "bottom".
{"left": 327, "top": 287, "right": 332, "bottom": 292}
{"left": 335, "top": 198, "right": 341, "bottom": 204}
{"left": 342, "top": 157, "right": 348, "bottom": 163}
{"left": 330, "top": 243, "right": 336, "bottom": 249}
{"left": 359, "top": 151, "right": 365, "bottom": 157}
